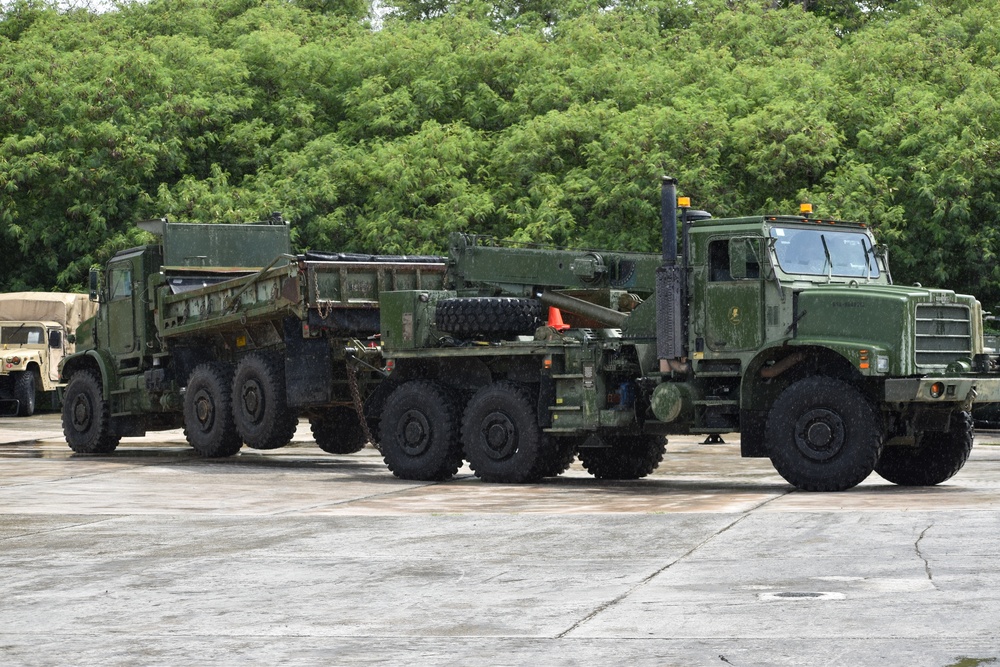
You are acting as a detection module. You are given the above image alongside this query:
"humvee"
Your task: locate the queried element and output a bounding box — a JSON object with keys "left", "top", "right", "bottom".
{"left": 0, "top": 293, "right": 96, "bottom": 416}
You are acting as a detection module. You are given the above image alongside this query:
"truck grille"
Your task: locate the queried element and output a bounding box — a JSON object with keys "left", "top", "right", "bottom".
{"left": 915, "top": 304, "right": 972, "bottom": 367}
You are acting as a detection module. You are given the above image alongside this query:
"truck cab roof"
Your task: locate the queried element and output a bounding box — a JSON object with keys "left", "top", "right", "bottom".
{"left": 690, "top": 214, "right": 886, "bottom": 285}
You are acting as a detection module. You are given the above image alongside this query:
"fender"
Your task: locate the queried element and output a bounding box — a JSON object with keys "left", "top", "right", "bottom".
{"left": 60, "top": 350, "right": 118, "bottom": 399}
{"left": 785, "top": 337, "right": 889, "bottom": 378}
{"left": 740, "top": 342, "right": 868, "bottom": 415}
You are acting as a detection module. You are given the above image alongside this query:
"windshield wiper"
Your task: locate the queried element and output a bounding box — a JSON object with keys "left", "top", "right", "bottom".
{"left": 819, "top": 234, "right": 833, "bottom": 281}
{"left": 5, "top": 323, "right": 27, "bottom": 345}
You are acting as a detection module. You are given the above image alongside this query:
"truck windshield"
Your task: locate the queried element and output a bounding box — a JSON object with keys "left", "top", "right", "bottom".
{"left": 1, "top": 325, "right": 45, "bottom": 346}
{"left": 770, "top": 227, "right": 880, "bottom": 278}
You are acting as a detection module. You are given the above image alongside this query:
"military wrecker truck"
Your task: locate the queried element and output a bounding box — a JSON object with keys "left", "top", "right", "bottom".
{"left": 373, "top": 177, "right": 1000, "bottom": 491}
{"left": 59, "top": 217, "right": 445, "bottom": 456}
{"left": 1, "top": 292, "right": 97, "bottom": 416}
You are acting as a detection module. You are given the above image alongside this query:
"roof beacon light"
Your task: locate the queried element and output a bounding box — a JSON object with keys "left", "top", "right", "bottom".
{"left": 678, "top": 196, "right": 691, "bottom": 208}
{"left": 800, "top": 203, "right": 813, "bottom": 215}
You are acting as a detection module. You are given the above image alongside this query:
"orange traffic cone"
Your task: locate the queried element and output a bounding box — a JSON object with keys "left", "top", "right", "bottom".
{"left": 547, "top": 307, "right": 570, "bottom": 331}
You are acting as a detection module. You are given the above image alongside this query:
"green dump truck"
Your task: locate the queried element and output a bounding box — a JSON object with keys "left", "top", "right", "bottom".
{"left": 59, "top": 216, "right": 445, "bottom": 456}
{"left": 373, "top": 178, "right": 1000, "bottom": 491}
{"left": 1, "top": 293, "right": 98, "bottom": 416}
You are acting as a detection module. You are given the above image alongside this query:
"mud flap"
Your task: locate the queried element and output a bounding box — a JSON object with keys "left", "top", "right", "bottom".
{"left": 283, "top": 317, "right": 333, "bottom": 408}
{"left": 0, "top": 399, "right": 20, "bottom": 417}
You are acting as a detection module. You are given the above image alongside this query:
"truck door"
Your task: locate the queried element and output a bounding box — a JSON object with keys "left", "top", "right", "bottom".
{"left": 46, "top": 328, "right": 63, "bottom": 382}
{"left": 704, "top": 237, "right": 764, "bottom": 352}
{"left": 107, "top": 261, "right": 136, "bottom": 355}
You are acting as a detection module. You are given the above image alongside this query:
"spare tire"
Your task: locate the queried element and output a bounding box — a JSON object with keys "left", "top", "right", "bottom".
{"left": 435, "top": 297, "right": 543, "bottom": 338}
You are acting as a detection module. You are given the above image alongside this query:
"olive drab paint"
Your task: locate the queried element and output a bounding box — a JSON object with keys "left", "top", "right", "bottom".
{"left": 376, "top": 184, "right": 1000, "bottom": 491}
{"left": 59, "top": 217, "right": 446, "bottom": 455}
{"left": 57, "top": 182, "right": 1000, "bottom": 492}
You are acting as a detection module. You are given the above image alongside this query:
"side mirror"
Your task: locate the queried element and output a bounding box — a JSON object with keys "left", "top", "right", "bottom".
{"left": 876, "top": 243, "right": 893, "bottom": 284}
{"left": 48, "top": 329, "right": 62, "bottom": 349}
{"left": 89, "top": 268, "right": 101, "bottom": 302}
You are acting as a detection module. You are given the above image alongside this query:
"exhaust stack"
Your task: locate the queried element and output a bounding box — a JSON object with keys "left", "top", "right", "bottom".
{"left": 656, "top": 176, "right": 685, "bottom": 372}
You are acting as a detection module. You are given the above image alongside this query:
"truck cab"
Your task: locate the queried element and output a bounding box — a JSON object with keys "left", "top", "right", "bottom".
{"left": 683, "top": 212, "right": 987, "bottom": 463}
{"left": 693, "top": 215, "right": 888, "bottom": 357}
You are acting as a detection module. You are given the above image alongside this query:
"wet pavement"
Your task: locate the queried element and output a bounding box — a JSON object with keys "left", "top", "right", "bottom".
{"left": 2, "top": 413, "right": 999, "bottom": 666}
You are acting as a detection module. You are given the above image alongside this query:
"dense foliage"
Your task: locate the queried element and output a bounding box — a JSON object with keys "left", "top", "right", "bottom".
{"left": 2, "top": 0, "right": 999, "bottom": 306}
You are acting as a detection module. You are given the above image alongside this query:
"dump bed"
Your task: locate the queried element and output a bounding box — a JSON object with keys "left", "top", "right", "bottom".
{"left": 157, "top": 253, "right": 447, "bottom": 339}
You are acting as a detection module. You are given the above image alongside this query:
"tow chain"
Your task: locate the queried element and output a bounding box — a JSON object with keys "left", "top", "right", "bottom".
{"left": 306, "top": 274, "right": 333, "bottom": 320}
{"left": 314, "top": 275, "right": 333, "bottom": 321}
{"left": 347, "top": 359, "right": 379, "bottom": 452}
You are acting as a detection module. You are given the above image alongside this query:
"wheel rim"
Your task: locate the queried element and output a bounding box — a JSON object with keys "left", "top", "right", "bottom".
{"left": 397, "top": 409, "right": 431, "bottom": 456}
{"left": 194, "top": 389, "right": 215, "bottom": 433}
{"left": 479, "top": 411, "right": 517, "bottom": 461}
{"left": 793, "top": 408, "right": 846, "bottom": 461}
{"left": 240, "top": 379, "right": 265, "bottom": 425}
{"left": 71, "top": 393, "right": 93, "bottom": 433}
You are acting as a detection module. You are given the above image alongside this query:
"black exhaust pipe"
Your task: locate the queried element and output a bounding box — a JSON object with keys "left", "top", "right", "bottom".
{"left": 656, "top": 176, "right": 685, "bottom": 371}
{"left": 660, "top": 176, "right": 677, "bottom": 263}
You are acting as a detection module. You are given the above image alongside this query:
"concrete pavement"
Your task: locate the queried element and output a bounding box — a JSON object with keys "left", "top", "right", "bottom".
{"left": 1, "top": 413, "right": 998, "bottom": 666}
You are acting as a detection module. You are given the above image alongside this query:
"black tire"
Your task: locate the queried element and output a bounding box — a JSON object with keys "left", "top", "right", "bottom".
{"left": 765, "top": 376, "right": 883, "bottom": 491}
{"left": 311, "top": 406, "right": 367, "bottom": 454}
{"left": 13, "top": 371, "right": 36, "bottom": 417}
{"left": 875, "top": 411, "right": 974, "bottom": 486}
{"left": 578, "top": 434, "right": 666, "bottom": 480}
{"left": 462, "top": 381, "right": 551, "bottom": 483}
{"left": 379, "top": 381, "right": 463, "bottom": 481}
{"left": 436, "top": 297, "right": 543, "bottom": 338}
{"left": 183, "top": 363, "right": 243, "bottom": 458}
{"left": 61, "top": 370, "right": 120, "bottom": 454}
{"left": 232, "top": 352, "right": 297, "bottom": 450}
{"left": 539, "top": 438, "right": 578, "bottom": 477}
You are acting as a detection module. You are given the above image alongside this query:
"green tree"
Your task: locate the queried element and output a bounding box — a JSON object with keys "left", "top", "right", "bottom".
{"left": 3, "top": 0, "right": 1000, "bottom": 309}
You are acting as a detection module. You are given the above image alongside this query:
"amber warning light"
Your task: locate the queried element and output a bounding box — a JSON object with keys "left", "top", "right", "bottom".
{"left": 800, "top": 203, "right": 813, "bottom": 215}
{"left": 677, "top": 196, "right": 691, "bottom": 208}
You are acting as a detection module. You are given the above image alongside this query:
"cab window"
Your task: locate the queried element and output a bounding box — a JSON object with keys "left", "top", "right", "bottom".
{"left": 109, "top": 267, "right": 133, "bottom": 301}
{"left": 709, "top": 239, "right": 760, "bottom": 281}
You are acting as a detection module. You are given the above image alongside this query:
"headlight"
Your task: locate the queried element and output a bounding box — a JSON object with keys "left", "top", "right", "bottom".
{"left": 876, "top": 355, "right": 889, "bottom": 373}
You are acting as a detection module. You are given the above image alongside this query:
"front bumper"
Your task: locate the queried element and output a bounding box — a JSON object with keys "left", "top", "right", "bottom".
{"left": 884, "top": 377, "right": 1000, "bottom": 406}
